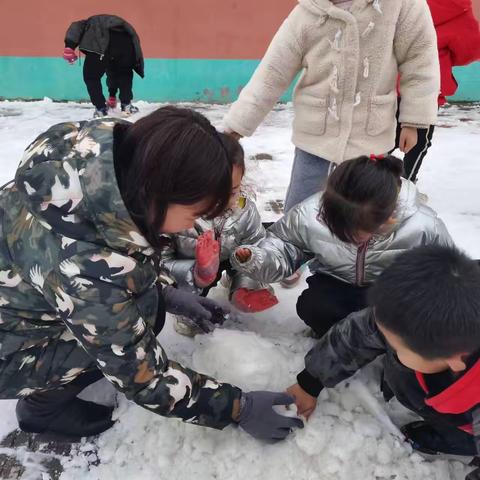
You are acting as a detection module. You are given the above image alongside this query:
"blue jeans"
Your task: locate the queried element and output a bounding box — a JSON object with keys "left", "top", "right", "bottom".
{"left": 284, "top": 148, "right": 332, "bottom": 212}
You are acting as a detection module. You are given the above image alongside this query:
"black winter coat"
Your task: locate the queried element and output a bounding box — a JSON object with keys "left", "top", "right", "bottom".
{"left": 65, "top": 14, "right": 144, "bottom": 78}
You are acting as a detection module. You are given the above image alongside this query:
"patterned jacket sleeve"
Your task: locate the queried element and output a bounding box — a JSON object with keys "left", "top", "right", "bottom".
{"left": 230, "top": 202, "right": 310, "bottom": 283}
{"left": 297, "top": 308, "right": 387, "bottom": 396}
{"left": 42, "top": 249, "right": 241, "bottom": 430}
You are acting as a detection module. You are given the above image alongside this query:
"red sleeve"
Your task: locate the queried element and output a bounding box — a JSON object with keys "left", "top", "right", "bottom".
{"left": 447, "top": 11, "right": 480, "bottom": 66}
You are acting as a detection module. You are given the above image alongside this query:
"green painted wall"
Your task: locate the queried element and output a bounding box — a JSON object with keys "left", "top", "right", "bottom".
{"left": 0, "top": 56, "right": 479, "bottom": 103}
{"left": 452, "top": 63, "right": 480, "bottom": 102}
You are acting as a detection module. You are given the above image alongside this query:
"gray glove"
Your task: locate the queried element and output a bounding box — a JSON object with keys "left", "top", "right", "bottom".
{"left": 163, "top": 285, "right": 229, "bottom": 333}
{"left": 238, "top": 391, "right": 304, "bottom": 441}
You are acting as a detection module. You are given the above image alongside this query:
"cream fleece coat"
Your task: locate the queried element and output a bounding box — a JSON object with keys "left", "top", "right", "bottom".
{"left": 224, "top": 0, "right": 440, "bottom": 164}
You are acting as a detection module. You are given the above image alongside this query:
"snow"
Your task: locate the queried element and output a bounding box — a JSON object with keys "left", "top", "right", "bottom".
{"left": 1, "top": 99, "right": 480, "bottom": 479}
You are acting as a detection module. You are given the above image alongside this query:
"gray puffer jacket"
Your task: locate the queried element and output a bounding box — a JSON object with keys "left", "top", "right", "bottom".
{"left": 162, "top": 196, "right": 269, "bottom": 297}
{"left": 231, "top": 180, "right": 453, "bottom": 286}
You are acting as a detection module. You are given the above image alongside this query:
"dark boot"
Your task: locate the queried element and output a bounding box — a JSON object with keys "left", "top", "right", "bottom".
{"left": 16, "top": 369, "right": 114, "bottom": 441}
{"left": 401, "top": 421, "right": 476, "bottom": 457}
{"left": 16, "top": 396, "right": 114, "bottom": 440}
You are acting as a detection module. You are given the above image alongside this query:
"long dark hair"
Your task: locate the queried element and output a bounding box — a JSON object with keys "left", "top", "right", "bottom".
{"left": 221, "top": 133, "right": 245, "bottom": 174}
{"left": 321, "top": 155, "right": 403, "bottom": 243}
{"left": 113, "top": 106, "right": 232, "bottom": 249}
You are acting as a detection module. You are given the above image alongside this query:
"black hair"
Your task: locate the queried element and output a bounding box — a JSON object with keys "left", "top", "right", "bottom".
{"left": 370, "top": 245, "right": 480, "bottom": 359}
{"left": 220, "top": 133, "right": 245, "bottom": 174}
{"left": 113, "top": 106, "right": 232, "bottom": 249}
{"left": 321, "top": 155, "right": 403, "bottom": 243}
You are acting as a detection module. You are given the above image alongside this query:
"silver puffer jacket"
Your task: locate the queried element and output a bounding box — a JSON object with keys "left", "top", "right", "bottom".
{"left": 230, "top": 180, "right": 453, "bottom": 286}
{"left": 162, "top": 196, "right": 268, "bottom": 296}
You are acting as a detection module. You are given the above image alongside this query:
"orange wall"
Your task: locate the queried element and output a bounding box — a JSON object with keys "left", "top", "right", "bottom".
{"left": 1, "top": 0, "right": 478, "bottom": 58}
{"left": 0, "top": 0, "right": 296, "bottom": 58}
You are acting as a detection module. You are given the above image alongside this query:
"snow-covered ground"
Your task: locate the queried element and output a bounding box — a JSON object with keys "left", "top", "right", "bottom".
{"left": 0, "top": 99, "right": 479, "bottom": 480}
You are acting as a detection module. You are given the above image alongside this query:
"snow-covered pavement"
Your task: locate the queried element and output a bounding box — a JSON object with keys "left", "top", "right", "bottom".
{"left": 0, "top": 99, "right": 479, "bottom": 480}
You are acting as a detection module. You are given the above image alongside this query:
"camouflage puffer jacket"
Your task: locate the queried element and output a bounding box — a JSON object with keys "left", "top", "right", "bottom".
{"left": 0, "top": 119, "right": 240, "bottom": 429}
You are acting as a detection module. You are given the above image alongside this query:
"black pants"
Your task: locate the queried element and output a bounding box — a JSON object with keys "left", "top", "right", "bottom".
{"left": 423, "top": 422, "right": 476, "bottom": 456}
{"left": 394, "top": 98, "right": 435, "bottom": 183}
{"left": 83, "top": 31, "right": 135, "bottom": 109}
{"left": 83, "top": 53, "right": 134, "bottom": 109}
{"left": 297, "top": 273, "right": 369, "bottom": 337}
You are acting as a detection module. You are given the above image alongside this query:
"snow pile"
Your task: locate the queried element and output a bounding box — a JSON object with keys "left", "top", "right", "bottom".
{"left": 60, "top": 321, "right": 469, "bottom": 480}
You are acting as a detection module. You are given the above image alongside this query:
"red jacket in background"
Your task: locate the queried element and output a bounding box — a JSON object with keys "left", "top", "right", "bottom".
{"left": 428, "top": 0, "right": 480, "bottom": 105}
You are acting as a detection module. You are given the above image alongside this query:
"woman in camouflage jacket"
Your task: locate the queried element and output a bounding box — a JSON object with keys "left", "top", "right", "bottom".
{"left": 0, "top": 106, "right": 301, "bottom": 442}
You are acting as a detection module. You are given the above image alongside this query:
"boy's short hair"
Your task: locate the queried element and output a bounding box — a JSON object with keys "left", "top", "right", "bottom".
{"left": 370, "top": 245, "right": 480, "bottom": 359}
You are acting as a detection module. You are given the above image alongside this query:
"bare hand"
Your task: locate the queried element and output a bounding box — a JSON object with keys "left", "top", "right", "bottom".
{"left": 224, "top": 128, "right": 242, "bottom": 141}
{"left": 399, "top": 126, "right": 418, "bottom": 154}
{"left": 287, "top": 383, "right": 317, "bottom": 419}
{"left": 235, "top": 247, "right": 252, "bottom": 263}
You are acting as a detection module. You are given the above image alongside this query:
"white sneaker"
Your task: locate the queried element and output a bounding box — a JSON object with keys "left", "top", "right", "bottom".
{"left": 93, "top": 107, "right": 108, "bottom": 118}
{"left": 121, "top": 104, "right": 139, "bottom": 116}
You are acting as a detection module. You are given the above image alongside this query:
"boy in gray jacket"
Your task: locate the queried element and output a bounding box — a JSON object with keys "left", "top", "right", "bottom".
{"left": 162, "top": 134, "right": 278, "bottom": 335}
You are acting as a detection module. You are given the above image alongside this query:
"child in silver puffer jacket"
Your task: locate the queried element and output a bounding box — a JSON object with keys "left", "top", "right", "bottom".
{"left": 161, "top": 136, "right": 278, "bottom": 335}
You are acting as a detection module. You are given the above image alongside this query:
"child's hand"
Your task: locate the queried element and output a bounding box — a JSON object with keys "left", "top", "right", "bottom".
{"left": 235, "top": 248, "right": 252, "bottom": 263}
{"left": 399, "top": 126, "right": 418, "bottom": 153}
{"left": 224, "top": 127, "right": 243, "bottom": 141}
{"left": 232, "top": 288, "right": 279, "bottom": 312}
{"left": 194, "top": 231, "right": 220, "bottom": 287}
{"left": 287, "top": 383, "right": 317, "bottom": 419}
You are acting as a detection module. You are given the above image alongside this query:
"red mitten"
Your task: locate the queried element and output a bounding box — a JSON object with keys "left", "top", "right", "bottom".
{"left": 232, "top": 288, "right": 279, "bottom": 313}
{"left": 194, "top": 230, "right": 220, "bottom": 287}
{"left": 63, "top": 47, "right": 78, "bottom": 64}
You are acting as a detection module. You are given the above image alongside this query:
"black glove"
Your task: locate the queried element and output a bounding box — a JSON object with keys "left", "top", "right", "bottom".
{"left": 238, "top": 391, "right": 304, "bottom": 441}
{"left": 163, "top": 286, "right": 229, "bottom": 333}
